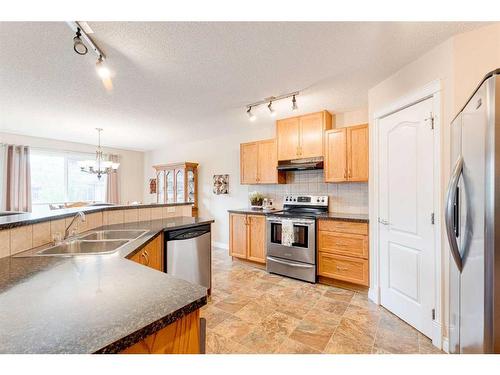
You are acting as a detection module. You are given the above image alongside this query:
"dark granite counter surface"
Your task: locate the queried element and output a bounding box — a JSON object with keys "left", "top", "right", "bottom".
{"left": 317, "top": 212, "right": 369, "bottom": 223}
{"left": 227, "top": 208, "right": 282, "bottom": 216}
{"left": 0, "top": 216, "right": 213, "bottom": 354}
{"left": 0, "top": 202, "right": 193, "bottom": 230}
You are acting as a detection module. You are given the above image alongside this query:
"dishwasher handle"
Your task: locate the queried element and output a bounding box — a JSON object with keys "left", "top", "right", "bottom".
{"left": 165, "top": 224, "right": 211, "bottom": 241}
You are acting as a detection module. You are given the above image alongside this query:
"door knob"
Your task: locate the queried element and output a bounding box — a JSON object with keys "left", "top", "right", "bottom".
{"left": 378, "top": 218, "right": 389, "bottom": 225}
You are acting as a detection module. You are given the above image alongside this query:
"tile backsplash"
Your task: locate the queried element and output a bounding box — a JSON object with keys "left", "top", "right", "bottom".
{"left": 249, "top": 170, "right": 368, "bottom": 214}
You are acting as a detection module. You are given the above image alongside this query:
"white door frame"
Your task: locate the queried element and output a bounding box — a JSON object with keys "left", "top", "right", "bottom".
{"left": 369, "top": 80, "right": 443, "bottom": 348}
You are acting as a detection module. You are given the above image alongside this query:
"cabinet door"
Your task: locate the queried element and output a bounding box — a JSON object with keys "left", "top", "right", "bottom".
{"left": 299, "top": 112, "right": 325, "bottom": 158}
{"left": 175, "top": 169, "right": 185, "bottom": 202}
{"left": 240, "top": 142, "right": 259, "bottom": 184}
{"left": 276, "top": 117, "right": 300, "bottom": 161}
{"left": 144, "top": 235, "right": 163, "bottom": 271}
{"left": 347, "top": 124, "right": 369, "bottom": 182}
{"left": 247, "top": 215, "right": 266, "bottom": 263}
{"left": 229, "top": 214, "right": 247, "bottom": 258}
{"left": 324, "top": 129, "right": 347, "bottom": 182}
{"left": 257, "top": 139, "right": 279, "bottom": 183}
{"left": 157, "top": 171, "right": 165, "bottom": 203}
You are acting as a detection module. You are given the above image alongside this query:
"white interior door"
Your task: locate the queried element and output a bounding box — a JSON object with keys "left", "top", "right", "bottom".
{"left": 378, "top": 97, "right": 435, "bottom": 338}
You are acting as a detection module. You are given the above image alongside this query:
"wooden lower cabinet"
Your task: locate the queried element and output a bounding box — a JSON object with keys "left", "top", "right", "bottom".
{"left": 229, "top": 213, "right": 266, "bottom": 264}
{"left": 120, "top": 309, "right": 201, "bottom": 354}
{"left": 317, "top": 219, "right": 369, "bottom": 287}
{"left": 129, "top": 234, "right": 163, "bottom": 272}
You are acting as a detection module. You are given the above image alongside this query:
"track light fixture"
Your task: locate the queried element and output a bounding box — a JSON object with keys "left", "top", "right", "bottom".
{"left": 268, "top": 101, "right": 276, "bottom": 117}
{"left": 247, "top": 106, "right": 256, "bottom": 121}
{"left": 245, "top": 91, "right": 299, "bottom": 121}
{"left": 73, "top": 28, "right": 88, "bottom": 55}
{"left": 67, "top": 22, "right": 113, "bottom": 91}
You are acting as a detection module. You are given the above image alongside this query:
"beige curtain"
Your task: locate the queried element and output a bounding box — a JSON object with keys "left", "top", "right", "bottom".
{"left": 105, "top": 154, "right": 120, "bottom": 204}
{"left": 4, "top": 145, "right": 32, "bottom": 212}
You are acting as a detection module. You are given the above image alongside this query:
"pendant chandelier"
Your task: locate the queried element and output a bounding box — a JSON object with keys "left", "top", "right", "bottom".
{"left": 78, "top": 128, "right": 119, "bottom": 179}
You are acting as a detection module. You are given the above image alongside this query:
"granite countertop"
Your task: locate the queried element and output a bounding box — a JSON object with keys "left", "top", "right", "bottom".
{"left": 317, "top": 212, "right": 369, "bottom": 223}
{"left": 228, "top": 208, "right": 368, "bottom": 223}
{"left": 0, "top": 216, "right": 213, "bottom": 354}
{"left": 228, "top": 208, "right": 282, "bottom": 215}
{"left": 0, "top": 202, "right": 193, "bottom": 230}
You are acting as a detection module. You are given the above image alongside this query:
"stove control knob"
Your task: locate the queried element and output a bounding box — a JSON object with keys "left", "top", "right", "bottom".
{"left": 293, "top": 198, "right": 297, "bottom": 202}
{"left": 316, "top": 198, "right": 320, "bottom": 202}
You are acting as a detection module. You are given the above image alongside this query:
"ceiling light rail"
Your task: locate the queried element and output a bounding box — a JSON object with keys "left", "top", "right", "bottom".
{"left": 245, "top": 91, "right": 299, "bottom": 121}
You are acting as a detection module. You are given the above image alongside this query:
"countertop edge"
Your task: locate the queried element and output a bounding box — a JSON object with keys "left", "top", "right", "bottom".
{"left": 94, "top": 295, "right": 207, "bottom": 354}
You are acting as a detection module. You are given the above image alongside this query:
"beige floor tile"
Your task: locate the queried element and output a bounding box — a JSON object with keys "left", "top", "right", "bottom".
{"left": 200, "top": 306, "right": 233, "bottom": 329}
{"left": 325, "top": 334, "right": 373, "bottom": 354}
{"left": 333, "top": 317, "right": 377, "bottom": 348}
{"left": 275, "top": 338, "right": 320, "bottom": 354}
{"left": 289, "top": 320, "right": 336, "bottom": 351}
{"left": 323, "top": 287, "right": 355, "bottom": 303}
{"left": 206, "top": 330, "right": 252, "bottom": 354}
{"left": 234, "top": 301, "right": 273, "bottom": 323}
{"left": 215, "top": 294, "right": 251, "bottom": 314}
{"left": 212, "top": 315, "right": 258, "bottom": 342}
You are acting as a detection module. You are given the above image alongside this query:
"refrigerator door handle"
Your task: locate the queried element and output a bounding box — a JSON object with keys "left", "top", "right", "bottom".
{"left": 445, "top": 156, "right": 464, "bottom": 272}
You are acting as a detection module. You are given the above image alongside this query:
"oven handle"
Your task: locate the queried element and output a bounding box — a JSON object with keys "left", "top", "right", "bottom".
{"left": 267, "top": 256, "right": 315, "bottom": 268}
{"left": 266, "top": 219, "right": 315, "bottom": 226}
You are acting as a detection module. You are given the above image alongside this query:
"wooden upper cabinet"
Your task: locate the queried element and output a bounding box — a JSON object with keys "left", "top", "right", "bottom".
{"left": 325, "top": 124, "right": 368, "bottom": 183}
{"left": 299, "top": 112, "right": 331, "bottom": 158}
{"left": 229, "top": 213, "right": 248, "bottom": 259}
{"left": 276, "top": 117, "right": 300, "bottom": 160}
{"left": 240, "top": 142, "right": 259, "bottom": 184}
{"left": 324, "top": 128, "right": 347, "bottom": 182}
{"left": 247, "top": 215, "right": 266, "bottom": 263}
{"left": 240, "top": 139, "right": 285, "bottom": 185}
{"left": 347, "top": 124, "right": 369, "bottom": 181}
{"left": 276, "top": 111, "right": 333, "bottom": 161}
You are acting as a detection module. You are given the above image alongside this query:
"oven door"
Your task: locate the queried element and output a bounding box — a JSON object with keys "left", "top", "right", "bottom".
{"left": 266, "top": 217, "right": 315, "bottom": 264}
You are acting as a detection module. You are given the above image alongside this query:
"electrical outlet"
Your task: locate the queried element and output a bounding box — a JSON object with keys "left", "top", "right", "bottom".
{"left": 167, "top": 207, "right": 176, "bottom": 213}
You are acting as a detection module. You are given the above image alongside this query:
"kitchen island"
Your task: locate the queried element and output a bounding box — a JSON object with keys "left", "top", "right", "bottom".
{"left": 0, "top": 216, "right": 214, "bottom": 354}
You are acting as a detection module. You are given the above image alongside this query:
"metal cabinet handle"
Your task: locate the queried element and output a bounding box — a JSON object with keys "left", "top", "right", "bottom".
{"left": 267, "top": 256, "right": 314, "bottom": 268}
{"left": 348, "top": 169, "right": 352, "bottom": 178}
{"left": 344, "top": 169, "right": 347, "bottom": 179}
{"left": 336, "top": 265, "right": 349, "bottom": 271}
{"left": 445, "top": 156, "right": 464, "bottom": 272}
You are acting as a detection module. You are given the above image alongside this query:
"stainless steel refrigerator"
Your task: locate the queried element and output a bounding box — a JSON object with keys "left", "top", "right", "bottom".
{"left": 446, "top": 68, "right": 500, "bottom": 353}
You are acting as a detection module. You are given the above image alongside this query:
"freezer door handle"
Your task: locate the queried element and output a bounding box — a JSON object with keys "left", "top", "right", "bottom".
{"left": 445, "top": 156, "right": 464, "bottom": 272}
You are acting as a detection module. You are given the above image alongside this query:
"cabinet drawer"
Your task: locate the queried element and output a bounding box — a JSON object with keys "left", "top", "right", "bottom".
{"left": 318, "top": 231, "right": 368, "bottom": 259}
{"left": 318, "top": 252, "right": 369, "bottom": 286}
{"left": 318, "top": 219, "right": 368, "bottom": 235}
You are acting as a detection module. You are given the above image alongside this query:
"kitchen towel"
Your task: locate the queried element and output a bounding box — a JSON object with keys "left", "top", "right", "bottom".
{"left": 281, "top": 219, "right": 295, "bottom": 247}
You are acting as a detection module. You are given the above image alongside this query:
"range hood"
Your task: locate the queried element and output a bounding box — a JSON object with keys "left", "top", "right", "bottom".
{"left": 277, "top": 157, "right": 324, "bottom": 171}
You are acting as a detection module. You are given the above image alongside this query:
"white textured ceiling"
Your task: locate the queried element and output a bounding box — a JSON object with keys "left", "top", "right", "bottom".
{"left": 0, "top": 22, "right": 485, "bottom": 151}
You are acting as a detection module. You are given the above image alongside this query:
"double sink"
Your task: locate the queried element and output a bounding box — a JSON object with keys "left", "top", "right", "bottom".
{"left": 34, "top": 229, "right": 148, "bottom": 257}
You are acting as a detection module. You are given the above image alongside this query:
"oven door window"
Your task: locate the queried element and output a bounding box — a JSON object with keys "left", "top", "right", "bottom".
{"left": 270, "top": 222, "right": 309, "bottom": 248}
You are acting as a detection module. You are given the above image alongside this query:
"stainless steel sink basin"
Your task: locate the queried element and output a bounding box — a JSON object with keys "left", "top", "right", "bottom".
{"left": 36, "top": 240, "right": 129, "bottom": 256}
{"left": 77, "top": 229, "right": 148, "bottom": 241}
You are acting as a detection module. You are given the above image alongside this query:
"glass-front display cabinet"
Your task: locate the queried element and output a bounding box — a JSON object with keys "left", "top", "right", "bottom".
{"left": 153, "top": 162, "right": 198, "bottom": 216}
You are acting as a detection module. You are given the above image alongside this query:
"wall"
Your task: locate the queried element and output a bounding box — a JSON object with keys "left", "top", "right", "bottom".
{"left": 0, "top": 132, "right": 145, "bottom": 205}
{"left": 144, "top": 109, "right": 369, "bottom": 248}
{"left": 335, "top": 108, "right": 368, "bottom": 128}
{"left": 367, "top": 22, "right": 500, "bottom": 343}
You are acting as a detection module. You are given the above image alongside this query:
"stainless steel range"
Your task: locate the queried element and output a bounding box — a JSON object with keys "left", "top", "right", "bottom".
{"left": 266, "top": 194, "right": 328, "bottom": 283}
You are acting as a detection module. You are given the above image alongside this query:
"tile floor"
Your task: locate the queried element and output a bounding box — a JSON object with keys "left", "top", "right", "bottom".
{"left": 202, "top": 247, "right": 443, "bottom": 354}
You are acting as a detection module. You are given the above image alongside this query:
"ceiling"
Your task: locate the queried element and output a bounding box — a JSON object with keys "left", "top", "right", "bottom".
{"left": 0, "top": 22, "right": 485, "bottom": 151}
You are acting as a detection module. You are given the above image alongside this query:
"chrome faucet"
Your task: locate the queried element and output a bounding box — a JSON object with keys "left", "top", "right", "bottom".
{"left": 64, "top": 211, "right": 86, "bottom": 239}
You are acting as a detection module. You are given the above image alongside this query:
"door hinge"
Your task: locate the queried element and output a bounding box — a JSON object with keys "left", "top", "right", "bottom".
{"left": 432, "top": 308, "right": 436, "bottom": 320}
{"left": 426, "top": 112, "right": 435, "bottom": 130}
{"left": 431, "top": 212, "right": 435, "bottom": 225}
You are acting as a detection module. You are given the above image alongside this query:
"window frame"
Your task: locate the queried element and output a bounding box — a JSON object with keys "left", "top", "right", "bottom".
{"left": 30, "top": 148, "right": 107, "bottom": 207}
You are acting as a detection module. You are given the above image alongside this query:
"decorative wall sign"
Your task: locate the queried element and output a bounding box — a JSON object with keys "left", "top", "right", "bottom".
{"left": 213, "top": 174, "right": 229, "bottom": 195}
{"left": 149, "top": 178, "right": 157, "bottom": 194}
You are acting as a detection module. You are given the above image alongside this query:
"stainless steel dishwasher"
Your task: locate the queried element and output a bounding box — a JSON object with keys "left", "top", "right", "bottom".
{"left": 165, "top": 224, "right": 211, "bottom": 292}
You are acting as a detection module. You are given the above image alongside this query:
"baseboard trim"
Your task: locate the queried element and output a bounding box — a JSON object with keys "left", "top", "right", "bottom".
{"left": 442, "top": 338, "right": 449, "bottom": 353}
{"left": 432, "top": 321, "right": 442, "bottom": 349}
{"left": 368, "top": 285, "right": 380, "bottom": 304}
{"left": 212, "top": 241, "right": 228, "bottom": 250}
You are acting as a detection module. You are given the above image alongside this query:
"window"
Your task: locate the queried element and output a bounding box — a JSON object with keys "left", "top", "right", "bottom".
{"left": 30, "top": 149, "right": 107, "bottom": 213}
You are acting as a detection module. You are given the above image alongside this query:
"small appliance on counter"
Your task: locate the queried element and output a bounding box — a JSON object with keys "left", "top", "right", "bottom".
{"left": 266, "top": 194, "right": 328, "bottom": 283}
